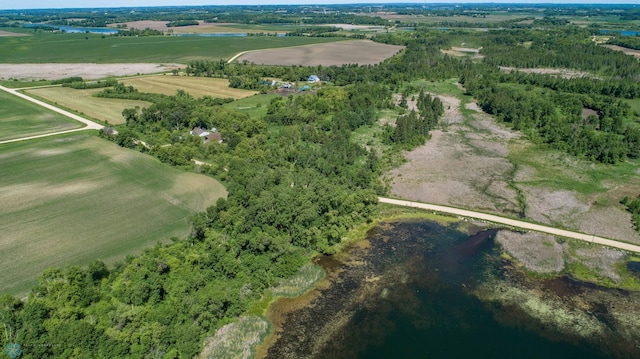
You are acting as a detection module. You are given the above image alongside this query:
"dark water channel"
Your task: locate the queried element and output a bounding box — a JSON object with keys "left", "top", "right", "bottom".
{"left": 264, "top": 220, "right": 638, "bottom": 359}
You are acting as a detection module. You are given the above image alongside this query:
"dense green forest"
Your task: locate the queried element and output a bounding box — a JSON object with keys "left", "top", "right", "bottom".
{"left": 3, "top": 4, "right": 640, "bottom": 357}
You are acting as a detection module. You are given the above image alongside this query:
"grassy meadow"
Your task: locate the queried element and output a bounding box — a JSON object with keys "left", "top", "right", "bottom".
{"left": 0, "top": 32, "right": 346, "bottom": 63}
{"left": 26, "top": 86, "right": 151, "bottom": 125}
{"left": 0, "top": 89, "right": 82, "bottom": 140}
{"left": 120, "top": 75, "right": 257, "bottom": 99}
{"left": 0, "top": 133, "right": 226, "bottom": 295}
{"left": 222, "top": 93, "right": 279, "bottom": 119}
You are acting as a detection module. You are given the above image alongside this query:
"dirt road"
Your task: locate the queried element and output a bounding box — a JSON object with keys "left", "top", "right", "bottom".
{"left": 0, "top": 85, "right": 103, "bottom": 145}
{"left": 378, "top": 197, "right": 640, "bottom": 254}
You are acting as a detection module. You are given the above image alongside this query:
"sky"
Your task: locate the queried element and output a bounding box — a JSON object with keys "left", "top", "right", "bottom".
{"left": 2, "top": 0, "right": 639, "bottom": 11}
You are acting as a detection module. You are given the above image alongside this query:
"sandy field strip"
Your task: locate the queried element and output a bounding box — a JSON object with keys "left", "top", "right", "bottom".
{"left": 379, "top": 197, "right": 640, "bottom": 253}
{"left": 120, "top": 75, "right": 257, "bottom": 99}
{"left": 0, "top": 63, "right": 183, "bottom": 81}
{"left": 0, "top": 30, "right": 29, "bottom": 37}
{"left": 235, "top": 40, "right": 404, "bottom": 66}
{"left": 603, "top": 44, "right": 640, "bottom": 60}
{"left": 26, "top": 87, "right": 151, "bottom": 125}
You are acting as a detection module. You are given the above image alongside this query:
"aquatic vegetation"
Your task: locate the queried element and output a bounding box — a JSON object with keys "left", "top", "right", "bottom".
{"left": 474, "top": 278, "right": 606, "bottom": 339}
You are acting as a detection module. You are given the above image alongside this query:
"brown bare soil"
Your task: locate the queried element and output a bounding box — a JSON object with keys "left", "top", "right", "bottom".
{"left": 108, "top": 20, "right": 264, "bottom": 34}
{"left": 389, "top": 93, "right": 522, "bottom": 216}
{"left": 235, "top": 40, "right": 404, "bottom": 66}
{"left": 0, "top": 63, "right": 182, "bottom": 81}
{"left": 0, "top": 30, "right": 28, "bottom": 37}
{"left": 603, "top": 44, "right": 640, "bottom": 60}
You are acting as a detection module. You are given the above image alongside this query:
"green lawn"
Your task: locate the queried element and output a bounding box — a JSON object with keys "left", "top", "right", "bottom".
{"left": 0, "top": 133, "right": 226, "bottom": 295}
{"left": 0, "top": 33, "right": 347, "bottom": 63}
{"left": 0, "top": 89, "right": 82, "bottom": 140}
{"left": 223, "top": 93, "right": 280, "bottom": 120}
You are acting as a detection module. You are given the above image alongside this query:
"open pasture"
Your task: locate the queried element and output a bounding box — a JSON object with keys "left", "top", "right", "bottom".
{"left": 0, "top": 133, "right": 226, "bottom": 295}
{"left": 235, "top": 40, "right": 404, "bottom": 66}
{"left": 0, "top": 89, "right": 82, "bottom": 140}
{"left": 120, "top": 75, "right": 256, "bottom": 99}
{"left": 0, "top": 32, "right": 346, "bottom": 63}
{"left": 26, "top": 86, "right": 151, "bottom": 125}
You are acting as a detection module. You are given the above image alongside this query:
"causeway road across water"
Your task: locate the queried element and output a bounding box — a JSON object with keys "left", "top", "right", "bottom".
{"left": 0, "top": 84, "right": 103, "bottom": 145}
{"left": 379, "top": 197, "right": 640, "bottom": 254}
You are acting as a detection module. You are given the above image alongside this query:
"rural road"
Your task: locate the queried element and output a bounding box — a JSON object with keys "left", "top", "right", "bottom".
{"left": 227, "top": 50, "right": 253, "bottom": 64}
{"left": 378, "top": 197, "right": 640, "bottom": 254}
{"left": 0, "top": 84, "right": 103, "bottom": 145}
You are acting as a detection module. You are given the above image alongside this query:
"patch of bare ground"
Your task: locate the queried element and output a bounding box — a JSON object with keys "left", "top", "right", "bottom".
{"left": 603, "top": 44, "right": 640, "bottom": 60}
{"left": 0, "top": 30, "right": 28, "bottom": 37}
{"left": 499, "top": 66, "right": 594, "bottom": 79}
{"left": 441, "top": 47, "right": 485, "bottom": 60}
{"left": 497, "top": 231, "right": 567, "bottom": 274}
{"left": 235, "top": 40, "right": 404, "bottom": 66}
{"left": 389, "top": 92, "right": 522, "bottom": 216}
{"left": 0, "top": 63, "right": 183, "bottom": 81}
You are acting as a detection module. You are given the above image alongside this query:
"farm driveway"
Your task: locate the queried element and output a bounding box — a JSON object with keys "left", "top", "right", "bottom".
{"left": 0, "top": 85, "right": 103, "bottom": 145}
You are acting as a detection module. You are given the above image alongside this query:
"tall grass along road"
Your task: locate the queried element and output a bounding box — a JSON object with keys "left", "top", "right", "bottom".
{"left": 0, "top": 85, "right": 102, "bottom": 144}
{"left": 379, "top": 197, "right": 640, "bottom": 254}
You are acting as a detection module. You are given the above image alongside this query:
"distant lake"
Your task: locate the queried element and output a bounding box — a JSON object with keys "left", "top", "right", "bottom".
{"left": 24, "top": 23, "right": 119, "bottom": 34}
{"left": 600, "top": 29, "right": 640, "bottom": 36}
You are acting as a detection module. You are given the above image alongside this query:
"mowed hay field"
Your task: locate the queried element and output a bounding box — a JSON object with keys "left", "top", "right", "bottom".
{"left": 0, "top": 133, "right": 226, "bottom": 295}
{"left": 26, "top": 87, "right": 151, "bottom": 125}
{"left": 235, "top": 40, "right": 404, "bottom": 66}
{"left": 0, "top": 89, "right": 82, "bottom": 141}
{"left": 120, "top": 75, "right": 256, "bottom": 99}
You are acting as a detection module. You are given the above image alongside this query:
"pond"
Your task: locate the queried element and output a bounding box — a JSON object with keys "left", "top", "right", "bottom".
{"left": 261, "top": 220, "right": 640, "bottom": 358}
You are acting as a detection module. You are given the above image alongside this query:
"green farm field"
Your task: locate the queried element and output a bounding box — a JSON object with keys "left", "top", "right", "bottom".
{"left": 0, "top": 33, "right": 347, "bottom": 63}
{"left": 120, "top": 75, "right": 256, "bottom": 99}
{"left": 0, "top": 133, "right": 226, "bottom": 295}
{"left": 0, "top": 89, "right": 82, "bottom": 140}
{"left": 26, "top": 86, "right": 151, "bottom": 125}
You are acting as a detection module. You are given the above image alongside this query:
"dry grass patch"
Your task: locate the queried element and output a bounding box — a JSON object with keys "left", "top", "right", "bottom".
{"left": 389, "top": 88, "right": 522, "bottom": 216}
{"left": 499, "top": 66, "right": 594, "bottom": 79}
{"left": 120, "top": 75, "right": 256, "bottom": 99}
{"left": 235, "top": 40, "right": 404, "bottom": 66}
{"left": 497, "top": 231, "right": 567, "bottom": 274}
{"left": 602, "top": 44, "right": 640, "bottom": 60}
{"left": 0, "top": 63, "right": 182, "bottom": 81}
{"left": 0, "top": 30, "right": 28, "bottom": 37}
{"left": 26, "top": 86, "right": 150, "bottom": 125}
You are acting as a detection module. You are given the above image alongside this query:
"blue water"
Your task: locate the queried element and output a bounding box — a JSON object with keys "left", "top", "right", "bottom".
{"left": 265, "top": 220, "right": 639, "bottom": 358}
{"left": 24, "top": 23, "right": 119, "bottom": 34}
{"left": 600, "top": 29, "right": 640, "bottom": 36}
